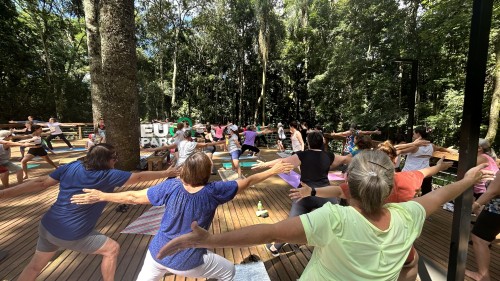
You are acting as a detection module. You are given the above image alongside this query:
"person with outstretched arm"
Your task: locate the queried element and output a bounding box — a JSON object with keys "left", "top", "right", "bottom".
{"left": 71, "top": 153, "right": 293, "bottom": 281}
{"left": 156, "top": 150, "right": 493, "bottom": 281}
{"left": 0, "top": 143, "right": 179, "bottom": 281}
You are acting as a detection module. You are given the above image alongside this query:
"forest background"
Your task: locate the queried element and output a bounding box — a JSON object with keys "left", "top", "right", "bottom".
{"left": 1, "top": 0, "right": 499, "bottom": 149}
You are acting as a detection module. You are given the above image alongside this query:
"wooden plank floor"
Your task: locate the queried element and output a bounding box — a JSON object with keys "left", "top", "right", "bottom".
{"left": 1, "top": 141, "right": 499, "bottom": 280}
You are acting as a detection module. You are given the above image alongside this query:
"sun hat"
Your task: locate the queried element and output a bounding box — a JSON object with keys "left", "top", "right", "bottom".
{"left": 229, "top": 125, "right": 239, "bottom": 132}
{"left": 0, "top": 130, "right": 12, "bottom": 140}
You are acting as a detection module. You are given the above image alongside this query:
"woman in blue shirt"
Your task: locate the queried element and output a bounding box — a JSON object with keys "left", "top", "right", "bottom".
{"left": 0, "top": 143, "right": 179, "bottom": 281}
{"left": 71, "top": 152, "right": 293, "bottom": 281}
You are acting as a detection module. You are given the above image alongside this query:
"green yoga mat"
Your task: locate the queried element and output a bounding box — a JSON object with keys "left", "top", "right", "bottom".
{"left": 27, "top": 164, "right": 40, "bottom": 169}
{"left": 222, "top": 162, "right": 258, "bottom": 169}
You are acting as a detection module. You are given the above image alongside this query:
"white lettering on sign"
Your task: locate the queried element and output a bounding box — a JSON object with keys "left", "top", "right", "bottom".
{"left": 140, "top": 123, "right": 172, "bottom": 147}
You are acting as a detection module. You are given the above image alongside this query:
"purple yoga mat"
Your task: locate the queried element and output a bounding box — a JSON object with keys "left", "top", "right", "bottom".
{"left": 278, "top": 171, "right": 301, "bottom": 188}
{"left": 328, "top": 173, "right": 345, "bottom": 181}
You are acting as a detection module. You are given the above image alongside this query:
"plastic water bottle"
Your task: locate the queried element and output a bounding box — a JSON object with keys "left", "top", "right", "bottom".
{"left": 257, "top": 200, "right": 263, "bottom": 211}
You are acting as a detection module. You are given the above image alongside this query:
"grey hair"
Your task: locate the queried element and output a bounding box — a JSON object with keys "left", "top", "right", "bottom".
{"left": 347, "top": 150, "right": 394, "bottom": 214}
{"left": 479, "top": 138, "right": 497, "bottom": 159}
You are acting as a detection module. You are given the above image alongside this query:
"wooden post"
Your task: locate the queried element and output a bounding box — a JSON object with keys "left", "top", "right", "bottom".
{"left": 447, "top": 0, "right": 493, "bottom": 280}
{"left": 78, "top": 126, "right": 82, "bottom": 140}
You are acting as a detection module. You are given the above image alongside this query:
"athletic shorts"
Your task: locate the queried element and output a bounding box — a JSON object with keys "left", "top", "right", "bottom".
{"left": 2, "top": 162, "right": 22, "bottom": 173}
{"left": 0, "top": 165, "right": 7, "bottom": 173}
{"left": 36, "top": 223, "right": 108, "bottom": 254}
{"left": 471, "top": 210, "right": 500, "bottom": 242}
{"left": 28, "top": 147, "right": 48, "bottom": 157}
{"left": 230, "top": 150, "right": 242, "bottom": 160}
{"left": 205, "top": 145, "right": 216, "bottom": 154}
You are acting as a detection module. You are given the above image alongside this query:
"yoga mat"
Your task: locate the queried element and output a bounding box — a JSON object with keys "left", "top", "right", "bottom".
{"left": 234, "top": 262, "right": 270, "bottom": 281}
{"left": 218, "top": 155, "right": 257, "bottom": 160}
{"left": 222, "top": 162, "right": 258, "bottom": 169}
{"left": 27, "top": 164, "right": 40, "bottom": 169}
{"left": 121, "top": 206, "right": 164, "bottom": 235}
{"left": 53, "top": 147, "right": 86, "bottom": 152}
{"left": 328, "top": 172, "right": 345, "bottom": 181}
{"left": 278, "top": 171, "right": 301, "bottom": 188}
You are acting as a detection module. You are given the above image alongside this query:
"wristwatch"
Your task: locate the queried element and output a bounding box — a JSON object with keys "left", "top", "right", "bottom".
{"left": 310, "top": 187, "right": 316, "bottom": 197}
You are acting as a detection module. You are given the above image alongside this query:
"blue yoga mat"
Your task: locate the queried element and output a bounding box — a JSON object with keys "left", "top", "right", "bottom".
{"left": 222, "top": 162, "right": 258, "bottom": 169}
{"left": 53, "top": 147, "right": 86, "bottom": 152}
{"left": 218, "top": 155, "right": 257, "bottom": 160}
{"left": 27, "top": 164, "right": 41, "bottom": 169}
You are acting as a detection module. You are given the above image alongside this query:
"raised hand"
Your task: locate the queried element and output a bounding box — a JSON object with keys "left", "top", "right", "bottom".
{"left": 164, "top": 163, "right": 180, "bottom": 178}
{"left": 157, "top": 221, "right": 209, "bottom": 259}
{"left": 436, "top": 157, "right": 453, "bottom": 171}
{"left": 269, "top": 161, "right": 294, "bottom": 175}
{"left": 464, "top": 163, "right": 495, "bottom": 184}
{"left": 289, "top": 182, "right": 312, "bottom": 201}
{"left": 251, "top": 160, "right": 268, "bottom": 170}
{"left": 70, "top": 189, "right": 102, "bottom": 205}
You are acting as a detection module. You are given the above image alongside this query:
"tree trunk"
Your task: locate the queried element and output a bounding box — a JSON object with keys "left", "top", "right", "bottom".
{"left": 170, "top": 28, "right": 179, "bottom": 116}
{"left": 83, "top": 0, "right": 104, "bottom": 126}
{"left": 100, "top": 0, "right": 139, "bottom": 170}
{"left": 486, "top": 37, "right": 500, "bottom": 144}
{"left": 261, "top": 60, "right": 267, "bottom": 125}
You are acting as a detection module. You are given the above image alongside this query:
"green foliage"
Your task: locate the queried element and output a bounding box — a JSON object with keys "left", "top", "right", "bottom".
{"left": 2, "top": 0, "right": 500, "bottom": 149}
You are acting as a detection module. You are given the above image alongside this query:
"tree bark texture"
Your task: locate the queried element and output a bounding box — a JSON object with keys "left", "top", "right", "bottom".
{"left": 83, "top": 0, "right": 104, "bottom": 126}
{"left": 486, "top": 36, "right": 500, "bottom": 144}
{"left": 99, "top": 0, "right": 140, "bottom": 170}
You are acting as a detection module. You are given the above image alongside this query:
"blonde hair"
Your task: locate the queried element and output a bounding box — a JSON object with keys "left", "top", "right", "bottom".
{"left": 347, "top": 150, "right": 394, "bottom": 214}
{"left": 180, "top": 152, "right": 212, "bottom": 186}
{"left": 377, "top": 140, "right": 397, "bottom": 162}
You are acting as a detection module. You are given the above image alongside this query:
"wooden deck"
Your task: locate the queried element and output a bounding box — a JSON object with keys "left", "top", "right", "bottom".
{"left": 0, "top": 140, "right": 499, "bottom": 280}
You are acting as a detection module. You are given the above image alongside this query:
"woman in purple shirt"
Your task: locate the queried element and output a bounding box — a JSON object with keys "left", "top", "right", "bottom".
{"left": 240, "top": 125, "right": 268, "bottom": 157}
{"left": 71, "top": 152, "right": 293, "bottom": 281}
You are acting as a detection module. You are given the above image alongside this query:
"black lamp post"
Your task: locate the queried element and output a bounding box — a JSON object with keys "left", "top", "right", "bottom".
{"left": 394, "top": 59, "right": 418, "bottom": 143}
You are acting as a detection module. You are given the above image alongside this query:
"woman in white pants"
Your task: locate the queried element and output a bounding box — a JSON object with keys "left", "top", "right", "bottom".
{"left": 71, "top": 152, "right": 293, "bottom": 281}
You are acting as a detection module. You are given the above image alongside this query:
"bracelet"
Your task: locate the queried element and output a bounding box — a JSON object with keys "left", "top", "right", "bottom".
{"left": 310, "top": 187, "right": 316, "bottom": 197}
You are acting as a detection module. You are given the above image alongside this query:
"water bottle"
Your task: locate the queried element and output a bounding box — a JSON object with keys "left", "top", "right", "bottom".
{"left": 257, "top": 200, "right": 263, "bottom": 211}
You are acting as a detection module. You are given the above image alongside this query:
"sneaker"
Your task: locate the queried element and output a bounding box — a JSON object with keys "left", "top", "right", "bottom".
{"left": 266, "top": 244, "right": 280, "bottom": 257}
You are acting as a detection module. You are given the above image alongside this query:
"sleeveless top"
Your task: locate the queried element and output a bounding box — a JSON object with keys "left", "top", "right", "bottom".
{"left": 474, "top": 154, "right": 499, "bottom": 194}
{"left": 291, "top": 131, "right": 302, "bottom": 152}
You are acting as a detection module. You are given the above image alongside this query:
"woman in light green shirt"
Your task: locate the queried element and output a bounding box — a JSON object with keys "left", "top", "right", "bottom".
{"left": 156, "top": 150, "right": 492, "bottom": 281}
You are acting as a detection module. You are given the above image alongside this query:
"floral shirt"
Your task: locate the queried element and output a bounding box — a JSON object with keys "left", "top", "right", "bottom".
{"left": 485, "top": 198, "right": 500, "bottom": 215}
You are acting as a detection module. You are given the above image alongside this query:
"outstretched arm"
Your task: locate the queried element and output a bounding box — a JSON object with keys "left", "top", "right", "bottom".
{"left": 236, "top": 161, "right": 294, "bottom": 193}
{"left": 71, "top": 188, "right": 151, "bottom": 205}
{"left": 0, "top": 176, "right": 59, "bottom": 199}
{"left": 413, "top": 163, "right": 493, "bottom": 217}
{"left": 330, "top": 130, "right": 351, "bottom": 138}
{"left": 418, "top": 157, "right": 453, "bottom": 178}
{"left": 358, "top": 129, "right": 381, "bottom": 136}
{"left": 289, "top": 182, "right": 345, "bottom": 201}
{"left": 157, "top": 217, "right": 307, "bottom": 259}
{"left": 432, "top": 144, "right": 458, "bottom": 154}
{"left": 195, "top": 140, "right": 225, "bottom": 148}
{"left": 123, "top": 164, "right": 179, "bottom": 186}
{"left": 144, "top": 143, "right": 177, "bottom": 152}
{"left": 252, "top": 154, "right": 301, "bottom": 170}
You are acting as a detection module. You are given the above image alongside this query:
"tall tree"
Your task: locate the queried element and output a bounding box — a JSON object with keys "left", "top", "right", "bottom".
{"left": 486, "top": 34, "right": 500, "bottom": 144}
{"left": 83, "top": 0, "right": 104, "bottom": 126}
{"left": 100, "top": 0, "right": 140, "bottom": 170}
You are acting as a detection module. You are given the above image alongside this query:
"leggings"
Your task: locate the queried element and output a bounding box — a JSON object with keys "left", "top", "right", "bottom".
{"left": 136, "top": 250, "right": 235, "bottom": 281}
{"left": 46, "top": 134, "right": 73, "bottom": 149}
{"left": 274, "top": 194, "right": 338, "bottom": 251}
{"left": 241, "top": 144, "right": 260, "bottom": 155}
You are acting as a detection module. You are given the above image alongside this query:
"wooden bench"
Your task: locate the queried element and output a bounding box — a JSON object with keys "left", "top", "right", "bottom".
{"left": 146, "top": 151, "right": 170, "bottom": 171}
